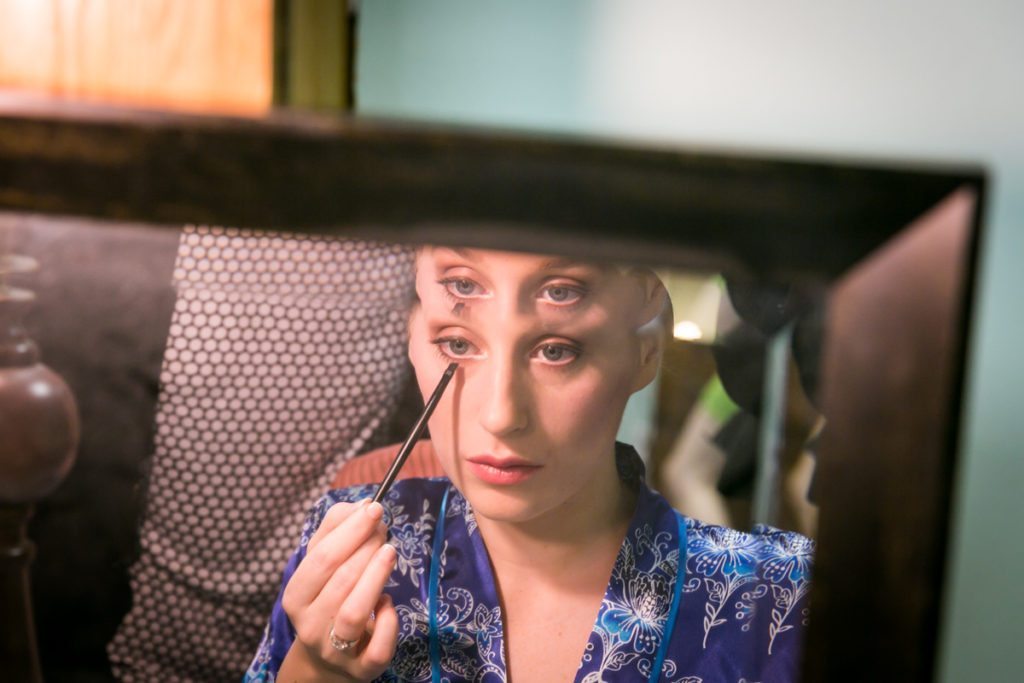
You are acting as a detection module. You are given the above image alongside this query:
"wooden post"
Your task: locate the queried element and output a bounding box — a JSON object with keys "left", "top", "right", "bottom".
{"left": 0, "top": 503, "right": 42, "bottom": 683}
{"left": 0, "top": 283, "right": 79, "bottom": 681}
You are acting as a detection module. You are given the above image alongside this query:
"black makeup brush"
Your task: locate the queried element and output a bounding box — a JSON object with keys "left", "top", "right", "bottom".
{"left": 371, "top": 362, "right": 458, "bottom": 504}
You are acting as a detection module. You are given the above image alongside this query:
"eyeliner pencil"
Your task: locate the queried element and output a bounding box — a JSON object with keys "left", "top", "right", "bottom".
{"left": 371, "top": 362, "right": 458, "bottom": 504}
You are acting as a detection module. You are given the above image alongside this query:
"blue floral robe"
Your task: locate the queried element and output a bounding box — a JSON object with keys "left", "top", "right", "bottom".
{"left": 246, "top": 446, "right": 813, "bottom": 682}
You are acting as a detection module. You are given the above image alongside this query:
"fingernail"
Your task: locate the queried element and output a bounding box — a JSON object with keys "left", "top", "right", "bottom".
{"left": 365, "top": 501, "right": 384, "bottom": 520}
{"left": 379, "top": 543, "right": 396, "bottom": 561}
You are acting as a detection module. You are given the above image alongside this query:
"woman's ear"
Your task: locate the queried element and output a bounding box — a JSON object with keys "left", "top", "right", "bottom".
{"left": 631, "top": 276, "right": 671, "bottom": 393}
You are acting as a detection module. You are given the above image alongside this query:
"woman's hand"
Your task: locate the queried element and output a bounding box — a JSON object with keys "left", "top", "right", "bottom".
{"left": 279, "top": 499, "right": 400, "bottom": 681}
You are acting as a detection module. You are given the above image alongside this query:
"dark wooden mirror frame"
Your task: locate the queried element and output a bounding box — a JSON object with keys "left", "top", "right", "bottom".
{"left": 0, "top": 95, "right": 985, "bottom": 682}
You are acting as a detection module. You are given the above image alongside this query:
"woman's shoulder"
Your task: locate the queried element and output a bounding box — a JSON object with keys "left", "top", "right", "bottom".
{"left": 636, "top": 473, "right": 815, "bottom": 571}
{"left": 634, "top": 481, "right": 811, "bottom": 581}
{"left": 679, "top": 512, "right": 815, "bottom": 581}
{"left": 682, "top": 513, "right": 815, "bottom": 544}
{"left": 331, "top": 440, "right": 444, "bottom": 488}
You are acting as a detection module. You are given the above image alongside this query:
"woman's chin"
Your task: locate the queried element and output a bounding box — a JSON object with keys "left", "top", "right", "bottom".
{"left": 456, "top": 484, "right": 548, "bottom": 526}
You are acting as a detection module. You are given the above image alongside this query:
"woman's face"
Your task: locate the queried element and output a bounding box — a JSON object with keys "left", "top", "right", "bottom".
{"left": 408, "top": 247, "right": 662, "bottom": 525}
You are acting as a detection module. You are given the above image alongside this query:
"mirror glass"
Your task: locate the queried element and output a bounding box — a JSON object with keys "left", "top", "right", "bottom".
{"left": 4, "top": 210, "right": 823, "bottom": 679}
{"left": 646, "top": 267, "right": 824, "bottom": 539}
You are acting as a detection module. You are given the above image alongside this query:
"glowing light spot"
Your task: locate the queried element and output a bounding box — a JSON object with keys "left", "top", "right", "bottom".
{"left": 673, "top": 320, "right": 703, "bottom": 341}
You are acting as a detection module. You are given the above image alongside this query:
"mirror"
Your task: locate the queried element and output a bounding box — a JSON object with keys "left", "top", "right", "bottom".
{"left": 0, "top": 98, "right": 983, "bottom": 682}
{"left": 5, "top": 214, "right": 822, "bottom": 680}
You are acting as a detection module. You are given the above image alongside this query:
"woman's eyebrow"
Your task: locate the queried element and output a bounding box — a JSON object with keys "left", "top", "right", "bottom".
{"left": 537, "top": 256, "right": 576, "bottom": 270}
{"left": 431, "top": 246, "right": 475, "bottom": 263}
{"left": 536, "top": 257, "right": 600, "bottom": 274}
{"left": 416, "top": 298, "right": 468, "bottom": 322}
{"left": 542, "top": 254, "right": 619, "bottom": 272}
{"left": 424, "top": 306, "right": 473, "bottom": 328}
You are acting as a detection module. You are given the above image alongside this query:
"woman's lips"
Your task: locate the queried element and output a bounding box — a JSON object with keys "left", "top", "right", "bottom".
{"left": 466, "top": 455, "right": 542, "bottom": 485}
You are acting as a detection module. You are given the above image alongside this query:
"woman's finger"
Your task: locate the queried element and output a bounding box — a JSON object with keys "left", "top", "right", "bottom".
{"left": 318, "top": 594, "right": 397, "bottom": 682}
{"left": 284, "top": 501, "right": 387, "bottom": 614}
{"left": 330, "top": 543, "right": 397, "bottom": 645}
{"left": 289, "top": 501, "right": 386, "bottom": 606}
{"left": 284, "top": 536, "right": 382, "bottom": 664}
{"left": 304, "top": 531, "right": 385, "bottom": 630}
{"left": 360, "top": 593, "right": 400, "bottom": 671}
{"left": 308, "top": 499, "right": 369, "bottom": 552}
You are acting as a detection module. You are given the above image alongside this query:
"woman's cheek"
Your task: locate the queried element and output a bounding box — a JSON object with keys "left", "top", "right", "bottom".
{"left": 587, "top": 369, "right": 634, "bottom": 431}
{"left": 426, "top": 411, "right": 456, "bottom": 473}
{"left": 535, "top": 372, "right": 602, "bottom": 435}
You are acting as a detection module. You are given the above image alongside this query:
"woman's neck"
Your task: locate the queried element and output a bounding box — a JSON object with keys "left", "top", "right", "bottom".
{"left": 473, "top": 456, "right": 638, "bottom": 585}
{"left": 465, "top": 452, "right": 639, "bottom": 683}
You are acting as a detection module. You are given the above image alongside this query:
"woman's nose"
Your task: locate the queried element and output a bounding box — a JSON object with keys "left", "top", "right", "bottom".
{"left": 478, "top": 355, "right": 529, "bottom": 437}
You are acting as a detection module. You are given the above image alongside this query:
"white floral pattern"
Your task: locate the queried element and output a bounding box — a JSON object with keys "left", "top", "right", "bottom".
{"left": 757, "top": 526, "right": 814, "bottom": 656}
{"left": 445, "top": 489, "right": 478, "bottom": 537}
{"left": 685, "top": 523, "right": 763, "bottom": 648}
{"left": 387, "top": 496, "right": 437, "bottom": 589}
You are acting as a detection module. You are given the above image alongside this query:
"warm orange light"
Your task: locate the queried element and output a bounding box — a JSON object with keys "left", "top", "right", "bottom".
{"left": 0, "top": 0, "right": 273, "bottom": 115}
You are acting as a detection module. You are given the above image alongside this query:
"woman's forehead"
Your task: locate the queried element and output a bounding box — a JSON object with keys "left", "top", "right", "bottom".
{"left": 418, "top": 246, "right": 615, "bottom": 280}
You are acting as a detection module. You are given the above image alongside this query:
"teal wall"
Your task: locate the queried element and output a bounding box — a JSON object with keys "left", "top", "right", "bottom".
{"left": 357, "top": 2, "right": 1024, "bottom": 680}
{"left": 356, "top": 0, "right": 593, "bottom": 131}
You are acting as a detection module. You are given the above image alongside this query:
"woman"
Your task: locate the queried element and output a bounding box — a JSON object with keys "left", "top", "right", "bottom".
{"left": 246, "top": 247, "right": 813, "bottom": 682}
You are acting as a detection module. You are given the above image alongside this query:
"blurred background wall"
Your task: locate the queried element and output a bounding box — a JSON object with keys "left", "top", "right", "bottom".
{"left": 355, "top": 1, "right": 1024, "bottom": 680}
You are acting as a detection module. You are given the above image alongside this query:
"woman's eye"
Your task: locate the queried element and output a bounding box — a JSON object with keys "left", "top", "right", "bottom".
{"left": 538, "top": 284, "right": 584, "bottom": 306}
{"left": 441, "top": 278, "right": 486, "bottom": 299}
{"left": 533, "top": 343, "right": 579, "bottom": 366}
{"left": 435, "top": 337, "right": 480, "bottom": 358}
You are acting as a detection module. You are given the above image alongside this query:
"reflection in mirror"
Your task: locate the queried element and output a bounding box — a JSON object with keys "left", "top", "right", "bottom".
{"left": 4, "top": 214, "right": 819, "bottom": 681}
{"left": 651, "top": 272, "right": 825, "bottom": 539}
